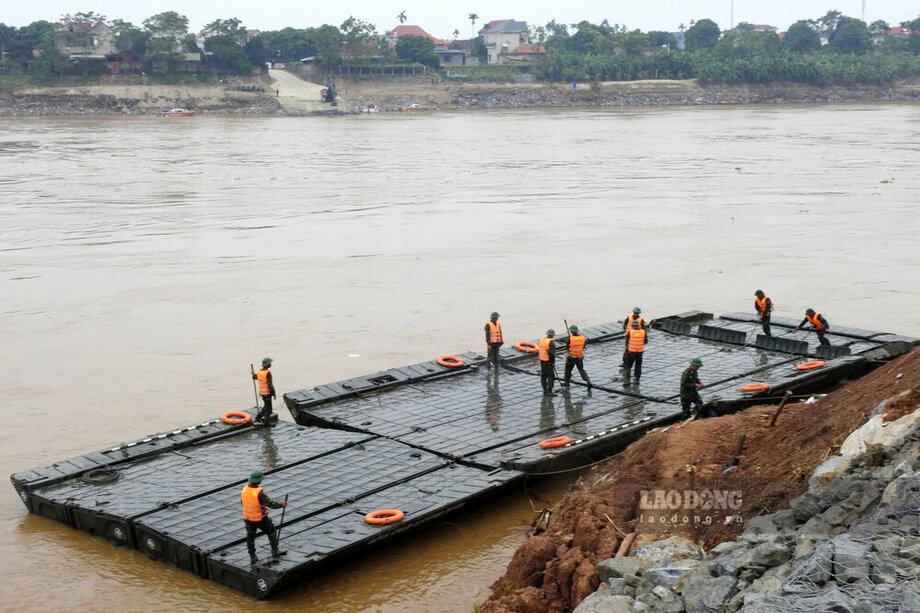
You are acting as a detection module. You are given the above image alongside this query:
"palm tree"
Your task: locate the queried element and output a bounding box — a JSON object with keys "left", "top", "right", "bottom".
{"left": 398, "top": 11, "right": 407, "bottom": 24}
{"left": 453, "top": 29, "right": 460, "bottom": 39}
{"left": 469, "top": 13, "right": 479, "bottom": 37}
{"left": 678, "top": 23, "right": 685, "bottom": 33}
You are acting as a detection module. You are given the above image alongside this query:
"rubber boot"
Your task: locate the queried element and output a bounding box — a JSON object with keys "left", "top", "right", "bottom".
{"left": 271, "top": 548, "right": 287, "bottom": 558}
{"left": 586, "top": 379, "right": 592, "bottom": 389}
{"left": 250, "top": 553, "right": 258, "bottom": 564}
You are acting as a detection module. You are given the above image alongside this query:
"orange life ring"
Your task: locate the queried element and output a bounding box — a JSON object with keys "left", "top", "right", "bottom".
{"left": 515, "top": 341, "right": 538, "bottom": 353}
{"left": 221, "top": 411, "right": 252, "bottom": 425}
{"left": 364, "top": 509, "right": 405, "bottom": 525}
{"left": 437, "top": 355, "right": 464, "bottom": 368}
{"left": 538, "top": 436, "right": 573, "bottom": 449}
{"left": 740, "top": 383, "right": 770, "bottom": 393}
{"left": 796, "top": 361, "right": 826, "bottom": 371}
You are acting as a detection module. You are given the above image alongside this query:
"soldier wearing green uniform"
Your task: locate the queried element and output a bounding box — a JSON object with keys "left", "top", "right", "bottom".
{"left": 680, "top": 358, "right": 705, "bottom": 418}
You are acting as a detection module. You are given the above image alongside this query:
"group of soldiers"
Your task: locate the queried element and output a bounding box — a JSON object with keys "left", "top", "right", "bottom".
{"left": 485, "top": 291, "right": 832, "bottom": 416}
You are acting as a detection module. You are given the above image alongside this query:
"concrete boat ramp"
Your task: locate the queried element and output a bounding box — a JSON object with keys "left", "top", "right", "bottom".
{"left": 11, "top": 310, "right": 917, "bottom": 598}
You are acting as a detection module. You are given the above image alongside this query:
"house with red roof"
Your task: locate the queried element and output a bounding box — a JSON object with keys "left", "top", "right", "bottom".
{"left": 385, "top": 25, "right": 449, "bottom": 50}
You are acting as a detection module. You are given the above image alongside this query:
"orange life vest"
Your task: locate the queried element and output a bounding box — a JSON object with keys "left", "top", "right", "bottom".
{"left": 241, "top": 485, "right": 265, "bottom": 521}
{"left": 755, "top": 295, "right": 770, "bottom": 313}
{"left": 568, "top": 335, "right": 585, "bottom": 359}
{"left": 538, "top": 336, "right": 554, "bottom": 362}
{"left": 807, "top": 312, "right": 826, "bottom": 330}
{"left": 487, "top": 321, "right": 503, "bottom": 344}
{"left": 627, "top": 328, "right": 646, "bottom": 353}
{"left": 256, "top": 369, "right": 270, "bottom": 395}
{"left": 626, "top": 314, "right": 644, "bottom": 329}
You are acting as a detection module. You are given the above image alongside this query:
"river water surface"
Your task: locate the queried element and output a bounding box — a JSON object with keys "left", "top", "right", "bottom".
{"left": 1, "top": 104, "right": 919, "bottom": 612}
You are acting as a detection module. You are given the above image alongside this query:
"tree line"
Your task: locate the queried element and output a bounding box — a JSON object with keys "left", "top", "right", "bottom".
{"left": 2, "top": 10, "right": 920, "bottom": 86}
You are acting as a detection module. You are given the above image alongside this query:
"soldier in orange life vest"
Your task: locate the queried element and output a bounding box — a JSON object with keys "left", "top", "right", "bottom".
{"left": 795, "top": 308, "right": 831, "bottom": 346}
{"left": 241, "top": 470, "right": 287, "bottom": 565}
{"left": 538, "top": 329, "right": 557, "bottom": 396}
{"left": 754, "top": 290, "right": 773, "bottom": 337}
{"left": 562, "top": 325, "right": 592, "bottom": 388}
{"left": 620, "top": 307, "right": 647, "bottom": 368}
{"left": 252, "top": 357, "right": 276, "bottom": 425}
{"left": 623, "top": 320, "right": 648, "bottom": 383}
{"left": 484, "top": 312, "right": 503, "bottom": 370}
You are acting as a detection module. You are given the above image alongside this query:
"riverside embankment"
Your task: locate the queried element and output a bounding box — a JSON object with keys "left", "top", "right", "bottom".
{"left": 479, "top": 349, "right": 920, "bottom": 613}
{"left": 4, "top": 75, "right": 920, "bottom": 116}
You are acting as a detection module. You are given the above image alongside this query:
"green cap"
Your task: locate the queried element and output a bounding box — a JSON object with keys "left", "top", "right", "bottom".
{"left": 490, "top": 312, "right": 499, "bottom": 319}
{"left": 805, "top": 308, "right": 815, "bottom": 316}
{"left": 261, "top": 357, "right": 273, "bottom": 368}
{"left": 568, "top": 324, "right": 579, "bottom": 333}
{"left": 691, "top": 358, "right": 702, "bottom": 367}
{"left": 755, "top": 290, "right": 764, "bottom": 297}
{"left": 546, "top": 329, "right": 555, "bottom": 337}
{"left": 248, "top": 470, "right": 264, "bottom": 484}
{"left": 631, "top": 320, "right": 640, "bottom": 327}
{"left": 633, "top": 307, "right": 641, "bottom": 314}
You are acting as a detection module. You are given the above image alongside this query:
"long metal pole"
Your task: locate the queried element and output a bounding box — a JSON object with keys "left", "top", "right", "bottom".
{"left": 276, "top": 494, "right": 289, "bottom": 540}
{"left": 250, "top": 363, "right": 260, "bottom": 410}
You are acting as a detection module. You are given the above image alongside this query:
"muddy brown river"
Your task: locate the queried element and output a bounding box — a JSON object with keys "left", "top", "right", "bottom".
{"left": 2, "top": 104, "right": 919, "bottom": 612}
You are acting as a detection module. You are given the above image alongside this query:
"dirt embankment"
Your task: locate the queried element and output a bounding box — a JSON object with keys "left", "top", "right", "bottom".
{"left": 479, "top": 348, "right": 920, "bottom": 613}
{"left": 336, "top": 77, "right": 920, "bottom": 112}
{"left": 0, "top": 76, "right": 282, "bottom": 116}
{"left": 4, "top": 76, "right": 920, "bottom": 116}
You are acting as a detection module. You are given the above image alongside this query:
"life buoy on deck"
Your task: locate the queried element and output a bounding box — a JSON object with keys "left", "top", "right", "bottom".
{"left": 221, "top": 411, "right": 252, "bottom": 425}
{"left": 538, "top": 436, "right": 573, "bottom": 449}
{"left": 364, "top": 509, "right": 405, "bottom": 525}
{"left": 515, "top": 341, "right": 538, "bottom": 353}
{"left": 740, "top": 382, "right": 770, "bottom": 392}
{"left": 796, "top": 361, "right": 826, "bottom": 371}
{"left": 437, "top": 355, "right": 464, "bottom": 368}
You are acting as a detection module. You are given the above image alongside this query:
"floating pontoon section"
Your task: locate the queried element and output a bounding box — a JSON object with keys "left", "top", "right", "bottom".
{"left": 12, "top": 311, "right": 917, "bottom": 599}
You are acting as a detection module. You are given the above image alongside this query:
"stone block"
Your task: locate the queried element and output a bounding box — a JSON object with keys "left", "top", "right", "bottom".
{"left": 572, "top": 591, "right": 633, "bottom": 613}
{"left": 682, "top": 575, "right": 737, "bottom": 613}
{"left": 597, "top": 557, "right": 643, "bottom": 583}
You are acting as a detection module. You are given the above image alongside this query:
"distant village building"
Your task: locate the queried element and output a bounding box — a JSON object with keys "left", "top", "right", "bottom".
{"left": 57, "top": 21, "right": 115, "bottom": 60}
{"left": 384, "top": 25, "right": 448, "bottom": 50}
{"left": 478, "top": 19, "right": 545, "bottom": 64}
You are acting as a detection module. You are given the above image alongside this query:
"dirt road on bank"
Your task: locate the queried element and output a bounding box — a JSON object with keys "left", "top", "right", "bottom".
{"left": 267, "top": 69, "right": 333, "bottom": 113}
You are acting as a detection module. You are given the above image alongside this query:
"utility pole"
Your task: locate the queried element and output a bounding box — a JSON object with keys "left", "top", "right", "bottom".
{"left": 731, "top": 0, "right": 734, "bottom": 30}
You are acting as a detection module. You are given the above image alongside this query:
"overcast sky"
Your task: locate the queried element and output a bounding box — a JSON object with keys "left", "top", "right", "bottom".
{"left": 4, "top": 1, "right": 919, "bottom": 39}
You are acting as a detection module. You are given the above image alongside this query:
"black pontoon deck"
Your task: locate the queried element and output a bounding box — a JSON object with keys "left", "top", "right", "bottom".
{"left": 11, "top": 310, "right": 916, "bottom": 598}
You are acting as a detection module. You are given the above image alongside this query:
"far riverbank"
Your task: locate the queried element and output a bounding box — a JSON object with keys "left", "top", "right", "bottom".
{"left": 2, "top": 76, "right": 920, "bottom": 117}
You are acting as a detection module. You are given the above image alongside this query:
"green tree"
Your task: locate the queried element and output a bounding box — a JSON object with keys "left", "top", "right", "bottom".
{"left": 204, "top": 35, "right": 251, "bottom": 72}
{"left": 143, "top": 11, "right": 189, "bottom": 61}
{"left": 260, "top": 28, "right": 314, "bottom": 62}
{"left": 203, "top": 18, "right": 247, "bottom": 45}
{"left": 647, "top": 31, "right": 678, "bottom": 49}
{"left": 468, "top": 13, "right": 478, "bottom": 37}
{"left": 470, "top": 36, "right": 487, "bottom": 63}
{"left": 618, "top": 30, "right": 649, "bottom": 56}
{"left": 310, "top": 24, "right": 344, "bottom": 66}
{"left": 684, "top": 18, "right": 720, "bottom": 51}
{"left": 783, "top": 20, "right": 820, "bottom": 53}
{"left": 340, "top": 16, "right": 377, "bottom": 59}
{"left": 831, "top": 17, "right": 870, "bottom": 54}
{"left": 244, "top": 36, "right": 268, "bottom": 67}
{"left": 567, "top": 21, "right": 605, "bottom": 54}
{"left": 394, "top": 34, "right": 438, "bottom": 67}
{"left": 181, "top": 34, "right": 199, "bottom": 53}
{"left": 814, "top": 10, "right": 842, "bottom": 42}
{"left": 111, "top": 20, "right": 149, "bottom": 55}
